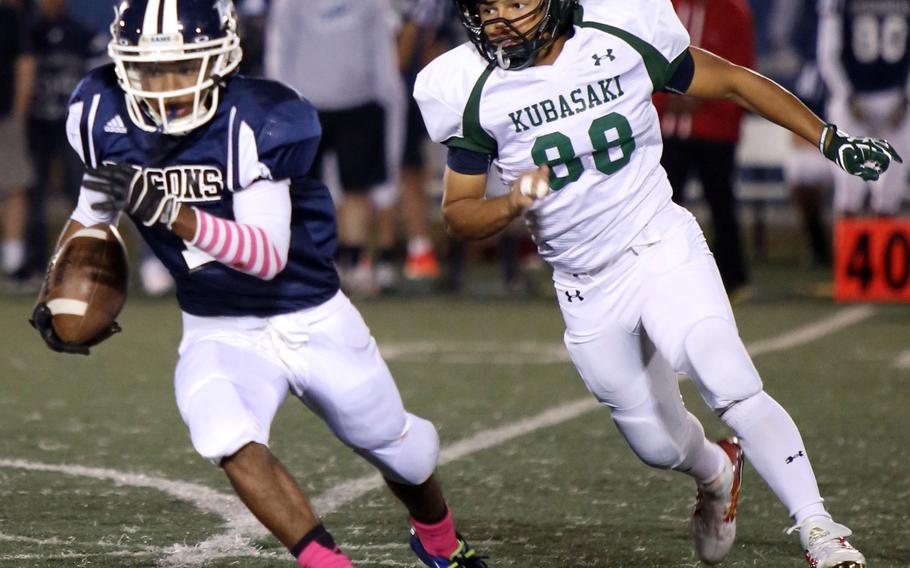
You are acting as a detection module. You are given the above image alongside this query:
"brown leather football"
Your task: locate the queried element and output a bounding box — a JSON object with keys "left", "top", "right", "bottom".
{"left": 45, "top": 224, "right": 129, "bottom": 345}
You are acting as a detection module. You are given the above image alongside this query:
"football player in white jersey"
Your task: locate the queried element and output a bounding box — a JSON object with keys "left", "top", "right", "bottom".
{"left": 415, "top": 0, "right": 900, "bottom": 566}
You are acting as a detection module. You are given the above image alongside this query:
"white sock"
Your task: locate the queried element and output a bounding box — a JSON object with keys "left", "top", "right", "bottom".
{"left": 792, "top": 504, "right": 832, "bottom": 526}
{"left": 408, "top": 236, "right": 432, "bottom": 257}
{"left": 2, "top": 240, "right": 24, "bottom": 275}
{"left": 678, "top": 415, "right": 729, "bottom": 486}
{"left": 721, "top": 391, "right": 827, "bottom": 519}
{"left": 701, "top": 452, "right": 733, "bottom": 496}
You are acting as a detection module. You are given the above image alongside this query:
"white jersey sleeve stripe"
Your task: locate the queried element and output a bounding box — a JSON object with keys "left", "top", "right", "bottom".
{"left": 86, "top": 94, "right": 101, "bottom": 168}
{"left": 226, "top": 106, "right": 237, "bottom": 190}
{"left": 66, "top": 101, "right": 86, "bottom": 163}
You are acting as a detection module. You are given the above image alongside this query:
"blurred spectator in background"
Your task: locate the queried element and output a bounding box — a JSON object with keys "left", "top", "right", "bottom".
{"left": 22, "top": 0, "right": 95, "bottom": 283}
{"left": 0, "top": 0, "right": 36, "bottom": 291}
{"left": 785, "top": 1, "right": 836, "bottom": 267}
{"left": 67, "top": 0, "right": 115, "bottom": 33}
{"left": 392, "top": 0, "right": 449, "bottom": 286}
{"left": 818, "top": 0, "right": 910, "bottom": 217}
{"left": 266, "top": 0, "right": 403, "bottom": 297}
{"left": 237, "top": 0, "right": 268, "bottom": 76}
{"left": 654, "top": 0, "right": 756, "bottom": 300}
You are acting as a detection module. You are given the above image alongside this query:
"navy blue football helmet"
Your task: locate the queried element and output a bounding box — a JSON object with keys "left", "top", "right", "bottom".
{"left": 109, "top": 0, "right": 243, "bottom": 134}
{"left": 453, "top": 0, "right": 578, "bottom": 70}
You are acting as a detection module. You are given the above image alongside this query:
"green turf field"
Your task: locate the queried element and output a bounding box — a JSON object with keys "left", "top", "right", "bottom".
{"left": 1, "top": 264, "right": 908, "bottom": 567}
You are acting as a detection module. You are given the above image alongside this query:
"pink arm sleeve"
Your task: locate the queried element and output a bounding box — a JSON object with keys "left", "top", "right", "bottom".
{"left": 189, "top": 178, "right": 292, "bottom": 280}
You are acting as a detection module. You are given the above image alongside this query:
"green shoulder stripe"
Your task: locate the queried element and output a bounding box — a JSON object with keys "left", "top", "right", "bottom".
{"left": 447, "top": 62, "right": 498, "bottom": 157}
{"left": 575, "top": 6, "right": 680, "bottom": 92}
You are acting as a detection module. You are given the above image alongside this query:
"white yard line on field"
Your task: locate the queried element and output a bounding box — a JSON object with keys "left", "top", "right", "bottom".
{"left": 313, "top": 398, "right": 602, "bottom": 516}
{"left": 315, "top": 306, "right": 877, "bottom": 516}
{"left": 746, "top": 305, "right": 875, "bottom": 357}
{"left": 0, "top": 532, "right": 157, "bottom": 552}
{"left": 0, "top": 305, "right": 876, "bottom": 565}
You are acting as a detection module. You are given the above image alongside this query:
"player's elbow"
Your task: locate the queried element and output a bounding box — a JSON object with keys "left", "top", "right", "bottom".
{"left": 444, "top": 221, "right": 467, "bottom": 240}
{"left": 257, "top": 268, "right": 281, "bottom": 281}
{"left": 441, "top": 209, "right": 472, "bottom": 241}
{"left": 259, "top": 255, "right": 289, "bottom": 281}
{"left": 245, "top": 243, "right": 288, "bottom": 281}
{"left": 726, "top": 64, "right": 762, "bottom": 101}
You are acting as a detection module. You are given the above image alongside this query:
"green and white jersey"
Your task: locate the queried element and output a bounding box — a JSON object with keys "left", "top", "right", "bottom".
{"left": 414, "top": 0, "right": 690, "bottom": 273}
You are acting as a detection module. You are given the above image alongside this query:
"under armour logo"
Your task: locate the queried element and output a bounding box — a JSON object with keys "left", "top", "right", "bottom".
{"left": 564, "top": 290, "right": 584, "bottom": 303}
{"left": 592, "top": 50, "right": 615, "bottom": 66}
{"left": 785, "top": 450, "right": 805, "bottom": 464}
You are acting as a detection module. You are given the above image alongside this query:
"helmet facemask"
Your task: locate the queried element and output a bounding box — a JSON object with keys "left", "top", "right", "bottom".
{"left": 457, "top": 0, "right": 575, "bottom": 70}
{"left": 109, "top": 8, "right": 242, "bottom": 135}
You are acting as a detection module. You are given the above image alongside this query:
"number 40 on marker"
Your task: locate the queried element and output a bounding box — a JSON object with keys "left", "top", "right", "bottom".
{"left": 835, "top": 218, "right": 910, "bottom": 302}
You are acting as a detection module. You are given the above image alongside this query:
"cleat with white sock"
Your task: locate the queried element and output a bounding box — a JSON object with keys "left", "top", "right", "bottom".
{"left": 692, "top": 438, "right": 744, "bottom": 564}
{"left": 787, "top": 516, "right": 867, "bottom": 568}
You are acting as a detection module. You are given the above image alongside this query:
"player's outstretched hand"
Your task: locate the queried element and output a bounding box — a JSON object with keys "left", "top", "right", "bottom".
{"left": 29, "top": 303, "right": 90, "bottom": 356}
{"left": 29, "top": 303, "right": 122, "bottom": 356}
{"left": 86, "top": 162, "right": 182, "bottom": 229}
{"left": 509, "top": 165, "right": 551, "bottom": 215}
{"left": 821, "top": 123, "right": 903, "bottom": 181}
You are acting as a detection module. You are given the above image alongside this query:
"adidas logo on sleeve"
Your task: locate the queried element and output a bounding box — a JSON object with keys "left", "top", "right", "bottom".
{"left": 103, "top": 115, "right": 128, "bottom": 134}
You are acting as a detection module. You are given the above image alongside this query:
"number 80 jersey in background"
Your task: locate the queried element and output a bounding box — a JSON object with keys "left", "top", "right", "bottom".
{"left": 820, "top": 0, "right": 910, "bottom": 96}
{"left": 414, "top": 0, "right": 690, "bottom": 274}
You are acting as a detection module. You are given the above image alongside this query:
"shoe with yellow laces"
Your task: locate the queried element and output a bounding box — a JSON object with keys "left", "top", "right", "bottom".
{"left": 409, "top": 529, "right": 488, "bottom": 568}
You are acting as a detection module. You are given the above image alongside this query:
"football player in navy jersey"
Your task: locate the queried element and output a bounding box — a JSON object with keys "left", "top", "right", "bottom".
{"left": 819, "top": 0, "right": 910, "bottom": 215}
{"left": 29, "top": 2, "right": 487, "bottom": 567}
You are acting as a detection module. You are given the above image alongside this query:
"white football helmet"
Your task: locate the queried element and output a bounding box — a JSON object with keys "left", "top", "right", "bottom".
{"left": 109, "top": 0, "right": 243, "bottom": 135}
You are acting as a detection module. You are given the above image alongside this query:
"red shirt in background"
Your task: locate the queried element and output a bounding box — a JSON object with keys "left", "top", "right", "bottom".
{"left": 653, "top": 0, "right": 756, "bottom": 142}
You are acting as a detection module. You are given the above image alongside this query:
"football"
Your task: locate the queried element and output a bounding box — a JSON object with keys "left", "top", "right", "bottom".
{"left": 44, "top": 224, "right": 129, "bottom": 345}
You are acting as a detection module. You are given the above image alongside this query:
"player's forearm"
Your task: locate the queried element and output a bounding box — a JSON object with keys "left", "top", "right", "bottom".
{"left": 185, "top": 207, "right": 288, "bottom": 280}
{"left": 442, "top": 195, "right": 518, "bottom": 241}
{"left": 726, "top": 66, "right": 825, "bottom": 146}
{"left": 689, "top": 47, "right": 825, "bottom": 147}
{"left": 169, "top": 206, "right": 198, "bottom": 242}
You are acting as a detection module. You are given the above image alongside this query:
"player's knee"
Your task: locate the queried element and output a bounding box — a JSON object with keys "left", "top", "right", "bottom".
{"left": 327, "top": 378, "right": 409, "bottom": 451}
{"left": 611, "top": 407, "right": 685, "bottom": 470}
{"left": 359, "top": 413, "right": 440, "bottom": 485}
{"left": 717, "top": 389, "right": 771, "bottom": 421}
{"left": 682, "top": 316, "right": 763, "bottom": 409}
{"left": 181, "top": 380, "right": 267, "bottom": 464}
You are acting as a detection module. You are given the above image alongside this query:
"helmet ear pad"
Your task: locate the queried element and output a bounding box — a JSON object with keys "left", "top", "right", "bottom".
{"left": 108, "top": 0, "right": 244, "bottom": 135}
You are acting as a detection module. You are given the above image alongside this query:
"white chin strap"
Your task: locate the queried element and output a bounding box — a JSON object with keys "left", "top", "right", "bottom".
{"left": 496, "top": 43, "right": 512, "bottom": 69}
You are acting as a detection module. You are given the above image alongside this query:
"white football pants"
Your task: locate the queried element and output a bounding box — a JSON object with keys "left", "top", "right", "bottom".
{"left": 555, "top": 202, "right": 825, "bottom": 519}
{"left": 174, "top": 291, "right": 439, "bottom": 486}
{"left": 556, "top": 203, "right": 762, "bottom": 412}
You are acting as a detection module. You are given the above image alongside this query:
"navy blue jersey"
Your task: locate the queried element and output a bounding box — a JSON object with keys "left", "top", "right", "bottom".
{"left": 838, "top": 0, "right": 910, "bottom": 92}
{"left": 67, "top": 64, "right": 340, "bottom": 317}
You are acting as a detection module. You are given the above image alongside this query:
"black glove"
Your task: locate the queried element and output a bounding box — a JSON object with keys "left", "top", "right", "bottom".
{"left": 821, "top": 123, "right": 903, "bottom": 181}
{"left": 86, "top": 162, "right": 182, "bottom": 228}
{"left": 29, "top": 303, "right": 122, "bottom": 356}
